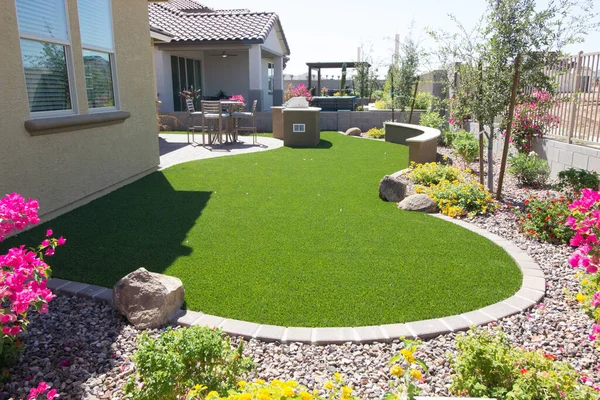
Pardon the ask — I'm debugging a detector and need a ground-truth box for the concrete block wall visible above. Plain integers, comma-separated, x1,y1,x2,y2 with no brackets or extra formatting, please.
160,110,424,133
465,120,600,177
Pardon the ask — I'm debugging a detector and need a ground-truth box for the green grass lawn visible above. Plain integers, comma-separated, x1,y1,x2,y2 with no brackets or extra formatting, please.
4,132,521,327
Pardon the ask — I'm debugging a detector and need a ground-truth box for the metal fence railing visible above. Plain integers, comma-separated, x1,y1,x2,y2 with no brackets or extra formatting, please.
543,51,600,144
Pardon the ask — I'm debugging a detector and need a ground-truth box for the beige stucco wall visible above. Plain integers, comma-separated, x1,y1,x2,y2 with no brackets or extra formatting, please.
0,0,159,220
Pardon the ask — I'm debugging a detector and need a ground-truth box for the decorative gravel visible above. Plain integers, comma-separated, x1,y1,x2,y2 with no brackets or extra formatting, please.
2,147,600,399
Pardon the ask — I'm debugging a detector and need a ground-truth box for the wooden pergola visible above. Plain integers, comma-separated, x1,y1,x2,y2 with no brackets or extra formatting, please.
306,61,371,94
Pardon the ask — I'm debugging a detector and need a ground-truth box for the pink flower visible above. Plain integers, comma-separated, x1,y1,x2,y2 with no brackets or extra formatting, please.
57,237,66,246
47,389,58,399
2,327,11,335
44,248,55,257
40,239,50,247
46,229,53,237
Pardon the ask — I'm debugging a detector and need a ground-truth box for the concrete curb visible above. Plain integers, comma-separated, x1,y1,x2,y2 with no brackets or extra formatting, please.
47,215,544,345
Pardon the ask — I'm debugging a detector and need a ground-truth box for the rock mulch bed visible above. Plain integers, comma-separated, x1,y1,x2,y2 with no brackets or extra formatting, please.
2,147,600,399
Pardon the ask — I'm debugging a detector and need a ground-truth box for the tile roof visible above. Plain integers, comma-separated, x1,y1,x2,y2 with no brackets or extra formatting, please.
148,0,289,54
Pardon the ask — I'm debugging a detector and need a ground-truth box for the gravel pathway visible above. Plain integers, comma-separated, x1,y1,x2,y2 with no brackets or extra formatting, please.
2,146,600,399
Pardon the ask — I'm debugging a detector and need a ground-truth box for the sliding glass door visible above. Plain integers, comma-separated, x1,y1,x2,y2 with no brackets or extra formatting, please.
170,56,202,112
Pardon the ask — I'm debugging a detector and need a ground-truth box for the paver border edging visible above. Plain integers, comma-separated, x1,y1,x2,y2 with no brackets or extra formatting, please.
46,215,544,345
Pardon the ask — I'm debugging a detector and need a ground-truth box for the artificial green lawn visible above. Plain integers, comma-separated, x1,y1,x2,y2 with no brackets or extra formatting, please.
4,132,522,327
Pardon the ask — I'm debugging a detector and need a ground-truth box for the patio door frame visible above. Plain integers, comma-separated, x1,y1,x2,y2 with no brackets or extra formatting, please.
170,55,202,112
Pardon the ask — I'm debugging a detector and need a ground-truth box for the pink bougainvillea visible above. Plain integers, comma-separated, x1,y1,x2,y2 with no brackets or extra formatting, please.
284,83,313,102
0,193,62,374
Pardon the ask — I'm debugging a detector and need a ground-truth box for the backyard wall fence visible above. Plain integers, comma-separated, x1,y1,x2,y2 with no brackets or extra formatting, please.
160,110,424,133
465,121,600,177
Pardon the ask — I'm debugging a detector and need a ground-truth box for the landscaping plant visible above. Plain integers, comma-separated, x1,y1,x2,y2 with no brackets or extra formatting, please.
284,84,312,102
553,168,600,200
365,127,385,139
417,179,497,218
439,130,472,148
124,326,254,400
384,339,428,400
508,152,550,187
419,111,446,132
450,327,600,399
566,188,600,344
408,162,463,186
508,89,559,153
452,133,480,163
514,195,573,245
0,193,62,372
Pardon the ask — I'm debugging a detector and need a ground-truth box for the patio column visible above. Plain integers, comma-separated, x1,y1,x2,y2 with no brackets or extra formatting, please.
273,56,284,106
248,44,263,111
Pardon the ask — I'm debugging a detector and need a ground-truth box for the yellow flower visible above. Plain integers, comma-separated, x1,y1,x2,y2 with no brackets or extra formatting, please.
271,380,283,387
333,372,342,382
239,393,252,400
582,279,589,285
323,381,335,390
576,292,587,303
341,386,353,399
282,386,294,397
400,349,415,364
285,380,298,388
237,381,247,387
258,389,271,400
390,365,404,377
299,391,313,400
410,369,423,381
207,391,220,399
255,379,266,385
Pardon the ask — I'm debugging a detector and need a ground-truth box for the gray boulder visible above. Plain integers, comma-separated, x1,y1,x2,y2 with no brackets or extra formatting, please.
398,194,437,213
345,127,361,136
113,268,184,329
379,175,406,202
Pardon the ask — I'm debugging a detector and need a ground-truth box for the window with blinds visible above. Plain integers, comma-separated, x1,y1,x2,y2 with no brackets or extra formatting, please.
78,0,117,110
15,0,75,115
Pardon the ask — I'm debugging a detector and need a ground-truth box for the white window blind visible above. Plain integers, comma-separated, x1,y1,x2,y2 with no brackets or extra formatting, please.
16,0,74,115
78,0,114,51
15,0,69,42
78,0,117,110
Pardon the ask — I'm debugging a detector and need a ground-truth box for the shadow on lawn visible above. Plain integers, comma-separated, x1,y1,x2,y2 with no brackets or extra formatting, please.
287,139,333,150
1,172,211,287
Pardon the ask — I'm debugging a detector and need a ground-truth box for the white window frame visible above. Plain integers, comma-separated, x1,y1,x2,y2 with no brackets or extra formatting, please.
16,0,78,119
78,0,119,113
268,62,274,95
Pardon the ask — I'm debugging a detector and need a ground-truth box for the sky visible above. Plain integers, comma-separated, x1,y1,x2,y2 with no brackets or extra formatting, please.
201,0,600,78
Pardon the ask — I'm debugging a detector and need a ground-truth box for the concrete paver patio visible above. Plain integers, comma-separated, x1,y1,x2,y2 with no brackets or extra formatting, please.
158,133,283,170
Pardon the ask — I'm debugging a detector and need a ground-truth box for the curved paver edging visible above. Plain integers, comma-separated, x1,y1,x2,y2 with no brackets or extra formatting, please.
46,215,544,345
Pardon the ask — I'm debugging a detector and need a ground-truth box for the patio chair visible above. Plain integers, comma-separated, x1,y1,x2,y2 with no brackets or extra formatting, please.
201,100,229,145
185,99,204,145
232,100,258,144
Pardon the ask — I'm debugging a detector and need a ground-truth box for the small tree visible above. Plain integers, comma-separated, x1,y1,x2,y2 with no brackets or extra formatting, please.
339,63,347,95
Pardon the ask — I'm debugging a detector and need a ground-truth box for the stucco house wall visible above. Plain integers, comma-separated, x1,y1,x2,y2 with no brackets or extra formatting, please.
0,0,159,220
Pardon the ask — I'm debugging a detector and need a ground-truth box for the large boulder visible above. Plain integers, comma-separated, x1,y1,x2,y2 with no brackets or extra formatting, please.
345,127,361,136
398,194,437,213
113,268,184,329
379,175,406,202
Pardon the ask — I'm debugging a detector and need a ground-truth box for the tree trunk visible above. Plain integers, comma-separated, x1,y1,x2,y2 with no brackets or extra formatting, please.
487,121,494,194
479,121,485,185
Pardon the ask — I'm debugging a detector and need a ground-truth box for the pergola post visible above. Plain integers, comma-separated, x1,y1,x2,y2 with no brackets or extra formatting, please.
317,69,321,95
308,66,312,91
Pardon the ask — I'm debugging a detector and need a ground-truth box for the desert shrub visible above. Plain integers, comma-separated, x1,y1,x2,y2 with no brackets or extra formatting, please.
124,326,254,400
553,168,600,199
508,152,550,186
365,127,385,139
419,111,446,131
413,92,436,110
417,179,496,218
515,195,573,244
374,99,388,110
408,162,463,186
452,133,479,163
450,327,599,400
439,130,471,147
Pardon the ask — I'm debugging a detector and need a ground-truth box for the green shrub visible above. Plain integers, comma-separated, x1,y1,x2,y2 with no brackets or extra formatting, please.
450,327,599,400
124,326,254,400
419,111,446,131
515,195,573,244
452,134,479,163
508,152,550,186
418,179,496,218
365,127,385,139
553,167,600,199
413,92,436,110
440,130,471,147
408,162,464,186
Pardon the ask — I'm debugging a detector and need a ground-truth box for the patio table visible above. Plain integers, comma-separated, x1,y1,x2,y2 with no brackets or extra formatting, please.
220,100,244,143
